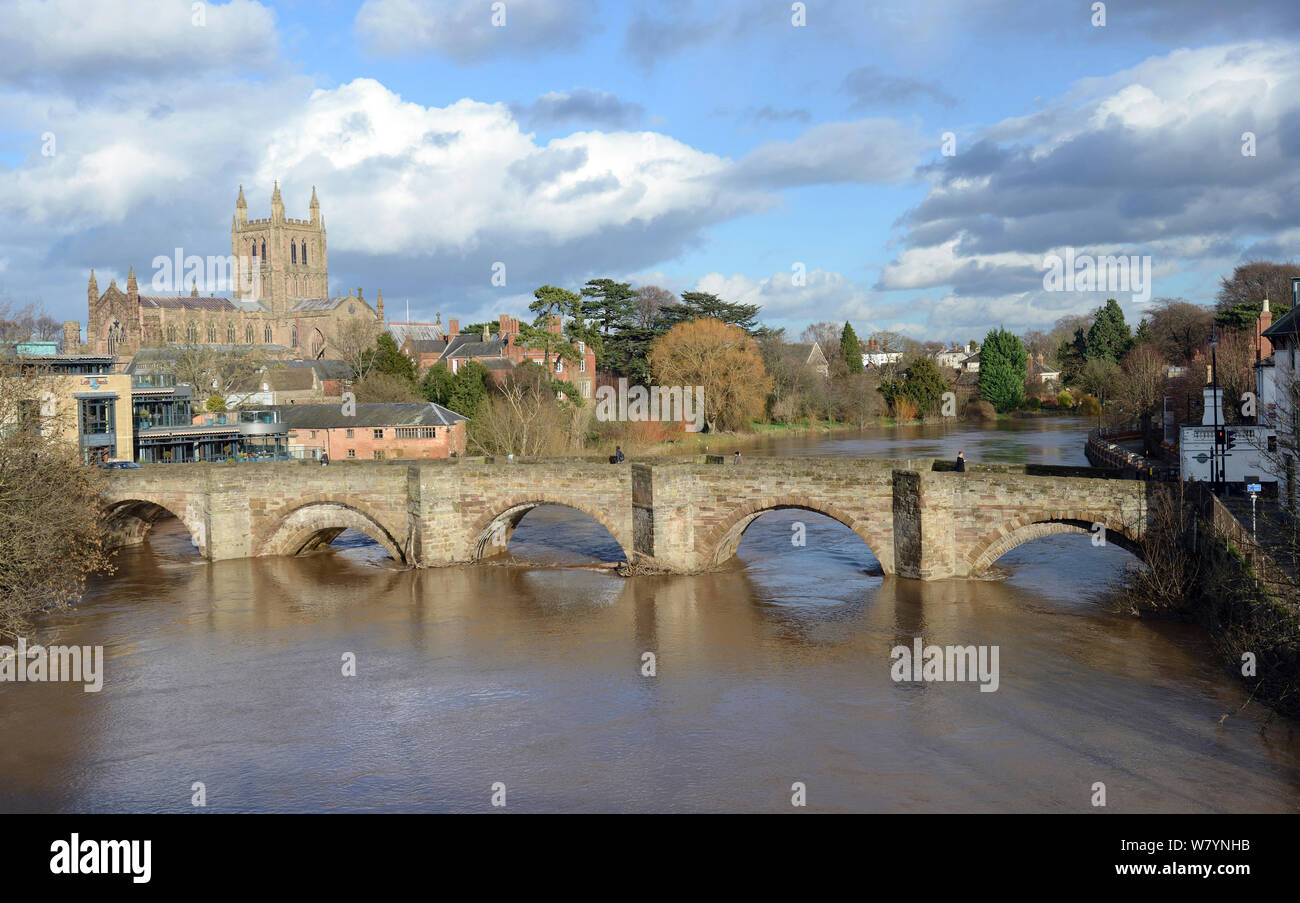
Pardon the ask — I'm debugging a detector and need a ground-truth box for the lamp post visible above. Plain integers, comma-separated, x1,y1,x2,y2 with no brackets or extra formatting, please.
1210,330,1222,493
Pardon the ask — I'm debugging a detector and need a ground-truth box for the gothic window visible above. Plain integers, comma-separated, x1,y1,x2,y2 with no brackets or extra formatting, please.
311,329,324,358
301,240,307,266
291,242,297,264
167,324,177,343
246,324,254,344
227,324,235,344
251,240,257,258
187,323,198,344
207,324,216,343
291,325,298,347
261,239,266,259
106,319,125,355
264,324,272,344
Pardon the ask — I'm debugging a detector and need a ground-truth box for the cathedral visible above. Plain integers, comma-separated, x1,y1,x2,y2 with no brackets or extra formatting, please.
79,184,383,359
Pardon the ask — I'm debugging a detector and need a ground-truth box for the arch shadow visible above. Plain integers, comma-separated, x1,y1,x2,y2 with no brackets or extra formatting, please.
966,515,1145,576
470,500,630,563
262,502,407,563
104,498,203,552
703,498,885,569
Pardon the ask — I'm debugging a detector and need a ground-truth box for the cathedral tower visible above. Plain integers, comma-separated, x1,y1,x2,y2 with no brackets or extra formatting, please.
231,182,328,312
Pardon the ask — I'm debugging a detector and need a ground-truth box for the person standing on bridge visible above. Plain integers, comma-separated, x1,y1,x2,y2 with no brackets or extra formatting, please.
733,450,743,465
955,450,966,472
320,452,329,467
615,446,625,464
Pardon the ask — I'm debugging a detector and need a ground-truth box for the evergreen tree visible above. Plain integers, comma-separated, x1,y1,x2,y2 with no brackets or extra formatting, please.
978,327,1028,412
372,333,417,384
1085,298,1132,362
840,322,863,373
901,357,947,415
657,291,760,333
447,360,490,417
420,362,456,406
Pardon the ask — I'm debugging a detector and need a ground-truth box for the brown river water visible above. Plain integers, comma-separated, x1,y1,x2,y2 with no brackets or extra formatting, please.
2,416,1298,812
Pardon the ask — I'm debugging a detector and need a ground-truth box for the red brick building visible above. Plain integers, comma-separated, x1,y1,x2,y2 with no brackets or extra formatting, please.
400,313,597,399
276,402,468,461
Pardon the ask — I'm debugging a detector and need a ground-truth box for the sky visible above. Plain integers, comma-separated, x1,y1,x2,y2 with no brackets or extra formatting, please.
2,0,1299,342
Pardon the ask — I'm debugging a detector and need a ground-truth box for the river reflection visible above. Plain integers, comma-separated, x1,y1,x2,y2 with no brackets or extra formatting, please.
1,417,1297,813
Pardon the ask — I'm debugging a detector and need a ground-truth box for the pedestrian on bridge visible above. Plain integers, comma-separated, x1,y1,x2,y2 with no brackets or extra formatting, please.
955,450,966,472
320,452,329,467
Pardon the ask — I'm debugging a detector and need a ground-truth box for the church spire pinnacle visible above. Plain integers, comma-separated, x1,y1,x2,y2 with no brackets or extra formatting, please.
309,184,320,226
271,179,284,222
126,265,137,297
236,184,246,208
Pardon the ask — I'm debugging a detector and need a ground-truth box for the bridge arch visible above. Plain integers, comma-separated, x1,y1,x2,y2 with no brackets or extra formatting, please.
104,498,204,553
965,513,1145,576
703,497,885,568
262,502,407,563
469,498,630,562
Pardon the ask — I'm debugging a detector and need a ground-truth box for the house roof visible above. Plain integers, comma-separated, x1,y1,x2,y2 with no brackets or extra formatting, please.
405,338,448,354
477,356,515,371
388,322,445,345
273,402,468,429
443,334,506,358
138,295,238,311
1262,306,1299,338
233,369,315,393
282,359,351,380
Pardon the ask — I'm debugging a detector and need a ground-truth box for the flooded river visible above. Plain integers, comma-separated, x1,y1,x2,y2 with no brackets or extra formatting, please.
2,416,1297,812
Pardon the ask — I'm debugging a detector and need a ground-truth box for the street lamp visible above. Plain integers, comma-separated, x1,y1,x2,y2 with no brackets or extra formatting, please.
1210,330,1223,493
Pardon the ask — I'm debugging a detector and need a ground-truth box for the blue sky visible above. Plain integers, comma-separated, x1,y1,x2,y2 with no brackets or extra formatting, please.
2,0,1299,342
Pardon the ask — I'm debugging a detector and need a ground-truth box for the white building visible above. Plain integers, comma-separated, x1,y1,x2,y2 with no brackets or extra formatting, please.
1179,386,1276,486
1258,299,1298,509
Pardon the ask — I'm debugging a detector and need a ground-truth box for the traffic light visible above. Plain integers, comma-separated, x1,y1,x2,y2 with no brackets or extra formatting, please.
1226,429,1237,450
1215,427,1226,446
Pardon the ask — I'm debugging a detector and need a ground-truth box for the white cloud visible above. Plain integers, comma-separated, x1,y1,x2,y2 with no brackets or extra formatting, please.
0,0,277,88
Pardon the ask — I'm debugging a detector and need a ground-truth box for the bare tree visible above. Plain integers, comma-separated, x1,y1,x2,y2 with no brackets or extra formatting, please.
1115,344,1169,454
800,321,841,365
634,285,675,330
160,345,276,408
330,317,383,382
1148,297,1213,363
468,361,575,456
1217,260,1300,312
0,304,111,639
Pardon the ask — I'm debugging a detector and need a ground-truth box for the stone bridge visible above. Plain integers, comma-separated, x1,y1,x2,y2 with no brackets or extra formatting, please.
101,456,1156,580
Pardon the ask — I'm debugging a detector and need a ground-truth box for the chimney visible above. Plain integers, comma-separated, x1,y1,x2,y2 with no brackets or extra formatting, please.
356,287,363,301
499,313,509,336
62,320,80,352
549,314,562,335
449,318,459,336
1258,298,1273,360
1036,352,1044,365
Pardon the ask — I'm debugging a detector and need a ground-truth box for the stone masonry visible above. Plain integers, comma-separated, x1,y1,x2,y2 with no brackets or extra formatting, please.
102,456,1156,580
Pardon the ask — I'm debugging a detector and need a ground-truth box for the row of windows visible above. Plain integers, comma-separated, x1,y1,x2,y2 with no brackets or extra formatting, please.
395,427,440,439
249,238,313,265
342,449,383,459
161,322,323,350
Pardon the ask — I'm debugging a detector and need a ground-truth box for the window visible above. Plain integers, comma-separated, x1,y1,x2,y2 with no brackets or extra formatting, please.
227,324,235,344
310,431,317,438
347,449,355,458
373,429,383,439
78,397,115,435
579,357,586,372
373,450,384,460
207,324,216,343
261,239,266,259
554,359,563,374
167,324,177,343
291,325,298,347
187,323,198,344
396,427,437,439
301,240,307,266
1269,435,1278,452
264,324,272,344
291,242,297,264
345,428,354,438
246,324,254,344
251,240,257,258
